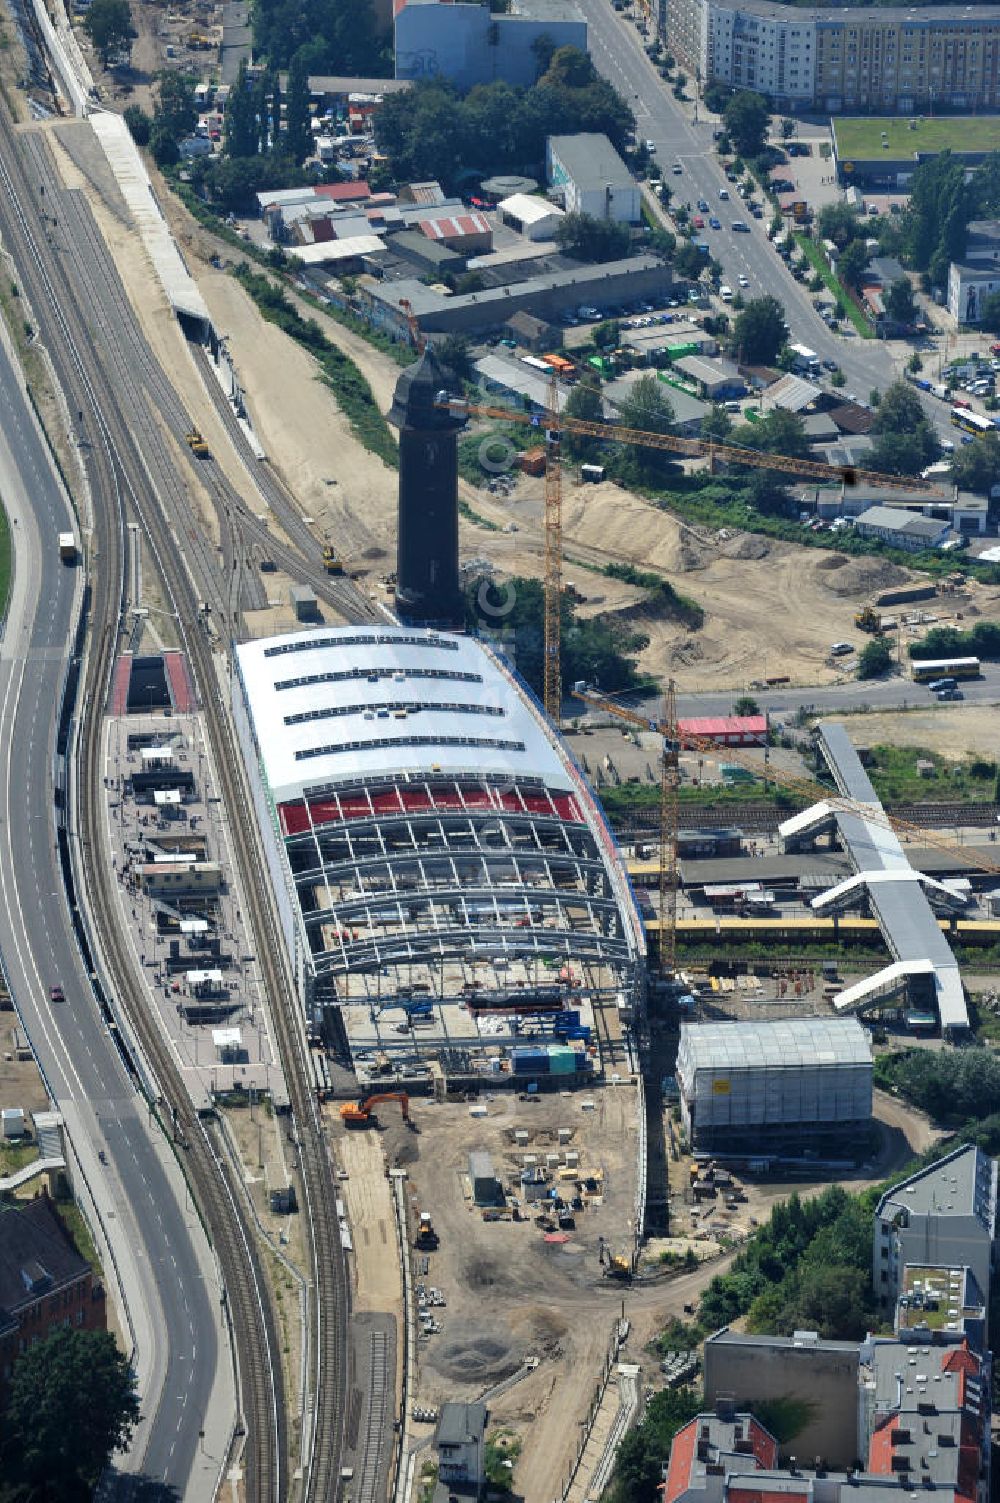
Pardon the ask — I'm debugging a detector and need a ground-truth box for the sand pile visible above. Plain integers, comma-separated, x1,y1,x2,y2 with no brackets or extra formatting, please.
816,557,911,596
720,533,771,561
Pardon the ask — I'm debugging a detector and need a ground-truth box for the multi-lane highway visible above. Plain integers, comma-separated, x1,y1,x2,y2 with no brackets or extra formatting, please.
0,327,221,1492
577,0,917,402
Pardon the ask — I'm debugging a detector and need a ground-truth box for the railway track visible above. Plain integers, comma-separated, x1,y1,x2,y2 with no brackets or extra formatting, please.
613,800,1000,837
0,117,289,1497
10,113,355,1501
21,132,376,635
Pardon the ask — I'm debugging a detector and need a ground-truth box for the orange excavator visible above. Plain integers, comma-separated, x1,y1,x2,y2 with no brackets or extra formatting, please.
339,1091,412,1128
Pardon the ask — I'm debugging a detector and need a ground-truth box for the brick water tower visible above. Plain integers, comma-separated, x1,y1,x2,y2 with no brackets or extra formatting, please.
388,346,467,627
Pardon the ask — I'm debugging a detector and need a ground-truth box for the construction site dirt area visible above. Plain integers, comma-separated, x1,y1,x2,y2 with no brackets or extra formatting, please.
829,704,1000,761
392,1086,642,1498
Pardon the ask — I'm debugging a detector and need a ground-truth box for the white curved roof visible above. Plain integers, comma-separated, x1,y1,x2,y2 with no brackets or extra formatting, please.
235,626,573,803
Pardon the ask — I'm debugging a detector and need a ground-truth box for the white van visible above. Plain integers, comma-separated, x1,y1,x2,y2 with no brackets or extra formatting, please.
719,284,733,301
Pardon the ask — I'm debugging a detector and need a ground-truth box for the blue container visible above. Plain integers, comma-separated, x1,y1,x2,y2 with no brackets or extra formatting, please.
511,1048,550,1075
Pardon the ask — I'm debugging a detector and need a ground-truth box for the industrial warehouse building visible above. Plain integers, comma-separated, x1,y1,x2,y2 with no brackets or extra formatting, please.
232,626,645,1077
675,1017,873,1157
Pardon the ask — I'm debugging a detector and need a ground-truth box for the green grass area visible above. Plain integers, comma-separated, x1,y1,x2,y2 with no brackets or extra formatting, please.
865,743,998,803
834,114,1000,163
53,1198,101,1276
0,1139,38,1175
795,234,873,339
597,778,803,826
484,1430,521,1492
458,423,538,485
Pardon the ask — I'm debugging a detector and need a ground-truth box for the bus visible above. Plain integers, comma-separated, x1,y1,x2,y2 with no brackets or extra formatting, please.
910,656,982,682
950,407,994,437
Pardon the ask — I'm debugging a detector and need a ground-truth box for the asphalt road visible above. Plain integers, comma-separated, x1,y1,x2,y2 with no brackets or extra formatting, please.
599,660,1000,719
0,331,217,1497
576,0,957,432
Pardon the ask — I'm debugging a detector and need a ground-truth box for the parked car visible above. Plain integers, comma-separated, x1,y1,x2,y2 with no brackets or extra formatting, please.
698,198,709,212
738,274,749,287
830,642,854,656
693,215,704,228
719,187,730,200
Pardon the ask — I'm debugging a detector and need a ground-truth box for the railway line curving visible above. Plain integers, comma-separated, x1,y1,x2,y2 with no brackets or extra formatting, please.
0,112,356,1500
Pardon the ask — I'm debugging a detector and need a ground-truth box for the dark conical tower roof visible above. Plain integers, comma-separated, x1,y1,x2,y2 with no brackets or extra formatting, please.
388,345,466,432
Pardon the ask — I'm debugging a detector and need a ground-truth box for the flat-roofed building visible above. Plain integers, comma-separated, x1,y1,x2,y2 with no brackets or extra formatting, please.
873,1143,998,1320
676,1016,873,1156
546,133,640,224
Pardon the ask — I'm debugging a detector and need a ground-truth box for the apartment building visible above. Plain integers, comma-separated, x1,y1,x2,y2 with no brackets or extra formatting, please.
873,1143,998,1318
0,1195,106,1403
669,0,1000,114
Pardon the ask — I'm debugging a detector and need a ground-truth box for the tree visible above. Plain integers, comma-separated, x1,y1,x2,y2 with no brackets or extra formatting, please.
951,430,1000,494
252,0,382,72
154,71,197,141
434,333,474,382
780,116,796,140
872,380,940,469
593,318,621,349
701,404,733,444
723,91,769,159
885,276,916,325
555,212,630,263
608,1387,702,1503
731,294,787,364
0,1328,140,1497
817,201,861,249
563,378,604,462
837,238,869,291
225,58,261,159
732,407,808,461
83,0,134,66
733,694,760,716
978,290,1000,333
857,638,894,678
612,375,675,485
123,103,151,145
285,48,314,165
868,431,925,478
531,30,557,78
203,153,309,212
906,151,970,275
674,240,707,280
149,124,180,167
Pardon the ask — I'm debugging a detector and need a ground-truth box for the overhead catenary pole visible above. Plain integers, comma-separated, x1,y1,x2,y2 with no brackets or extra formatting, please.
658,679,680,979
543,371,563,726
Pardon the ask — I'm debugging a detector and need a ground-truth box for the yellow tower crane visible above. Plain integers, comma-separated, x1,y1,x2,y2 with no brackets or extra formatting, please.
437,387,942,725
573,684,1000,979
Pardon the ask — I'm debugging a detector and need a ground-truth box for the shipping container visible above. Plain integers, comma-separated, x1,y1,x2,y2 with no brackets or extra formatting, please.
511,1048,550,1075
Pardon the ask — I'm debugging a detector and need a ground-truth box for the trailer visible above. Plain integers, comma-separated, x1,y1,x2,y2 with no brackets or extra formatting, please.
58,532,77,563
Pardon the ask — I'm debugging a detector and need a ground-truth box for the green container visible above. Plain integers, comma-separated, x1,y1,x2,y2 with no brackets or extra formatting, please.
548,1045,579,1074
